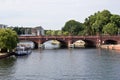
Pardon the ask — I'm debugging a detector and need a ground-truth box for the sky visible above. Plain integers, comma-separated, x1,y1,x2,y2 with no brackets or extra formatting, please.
0,0,120,30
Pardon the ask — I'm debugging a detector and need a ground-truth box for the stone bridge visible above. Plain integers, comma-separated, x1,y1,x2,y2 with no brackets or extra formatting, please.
18,35,120,48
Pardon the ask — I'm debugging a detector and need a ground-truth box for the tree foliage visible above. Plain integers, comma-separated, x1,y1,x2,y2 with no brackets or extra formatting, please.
110,15,120,28
45,30,63,36
13,27,25,35
102,23,118,35
13,27,31,35
62,20,84,35
0,29,18,52
84,10,120,35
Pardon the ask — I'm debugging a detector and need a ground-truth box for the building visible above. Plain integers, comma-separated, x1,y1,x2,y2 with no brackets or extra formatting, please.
0,24,7,28
31,26,44,36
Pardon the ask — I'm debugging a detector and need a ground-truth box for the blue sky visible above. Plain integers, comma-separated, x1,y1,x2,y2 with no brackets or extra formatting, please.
0,0,119,30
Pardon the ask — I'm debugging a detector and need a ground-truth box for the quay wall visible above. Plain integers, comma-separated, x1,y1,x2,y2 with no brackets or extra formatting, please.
101,45,120,50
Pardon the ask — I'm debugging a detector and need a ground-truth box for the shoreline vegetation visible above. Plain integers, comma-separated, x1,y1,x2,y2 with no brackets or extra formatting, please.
0,52,15,59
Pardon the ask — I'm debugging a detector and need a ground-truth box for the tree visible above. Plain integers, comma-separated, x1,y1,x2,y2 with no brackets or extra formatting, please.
84,10,112,35
45,30,52,35
57,30,62,35
62,20,84,35
110,14,120,28
51,30,56,35
102,23,118,35
62,31,69,36
13,27,27,35
0,29,18,52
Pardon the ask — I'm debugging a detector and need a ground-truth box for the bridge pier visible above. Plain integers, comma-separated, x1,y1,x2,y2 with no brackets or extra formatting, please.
96,39,102,48
38,40,44,49
117,41,120,44
67,40,74,48
38,44,44,48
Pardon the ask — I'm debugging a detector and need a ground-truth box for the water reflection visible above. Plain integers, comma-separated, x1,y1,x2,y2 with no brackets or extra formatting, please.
0,49,120,80
0,57,16,80
0,57,16,68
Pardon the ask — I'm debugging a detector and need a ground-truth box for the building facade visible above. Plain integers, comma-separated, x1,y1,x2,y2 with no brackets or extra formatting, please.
31,26,44,36
0,24,7,28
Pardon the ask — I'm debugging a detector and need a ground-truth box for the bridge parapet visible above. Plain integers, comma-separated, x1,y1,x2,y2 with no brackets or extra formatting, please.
18,35,120,48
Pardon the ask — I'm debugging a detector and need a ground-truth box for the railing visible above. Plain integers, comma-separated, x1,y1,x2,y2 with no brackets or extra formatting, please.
19,35,120,39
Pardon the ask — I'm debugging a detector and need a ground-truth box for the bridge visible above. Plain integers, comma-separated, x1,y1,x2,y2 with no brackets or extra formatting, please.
18,35,120,48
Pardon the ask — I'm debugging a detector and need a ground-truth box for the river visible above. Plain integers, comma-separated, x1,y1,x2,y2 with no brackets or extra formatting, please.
0,48,120,80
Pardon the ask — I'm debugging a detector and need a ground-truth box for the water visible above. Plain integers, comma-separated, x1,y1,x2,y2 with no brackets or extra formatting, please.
0,49,120,80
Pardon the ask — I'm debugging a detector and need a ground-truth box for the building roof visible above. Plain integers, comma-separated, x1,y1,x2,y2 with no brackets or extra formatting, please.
35,26,44,30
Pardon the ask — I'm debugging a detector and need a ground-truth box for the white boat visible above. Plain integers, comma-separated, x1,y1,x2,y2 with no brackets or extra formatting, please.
15,45,32,56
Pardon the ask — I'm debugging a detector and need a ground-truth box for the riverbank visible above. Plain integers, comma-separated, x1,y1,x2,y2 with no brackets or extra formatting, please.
0,52,14,59
101,44,120,50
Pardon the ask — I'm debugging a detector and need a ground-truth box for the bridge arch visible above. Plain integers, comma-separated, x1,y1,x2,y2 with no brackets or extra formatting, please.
73,40,85,48
41,39,68,48
84,40,96,48
18,40,38,49
72,39,96,48
103,40,117,45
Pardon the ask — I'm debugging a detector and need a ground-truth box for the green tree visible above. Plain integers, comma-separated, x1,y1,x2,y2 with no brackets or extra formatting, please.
57,30,62,35
62,20,84,35
51,30,56,35
110,14,120,28
45,30,52,35
62,31,69,36
102,23,118,35
84,10,112,35
45,30,63,36
0,29,18,52
13,27,26,35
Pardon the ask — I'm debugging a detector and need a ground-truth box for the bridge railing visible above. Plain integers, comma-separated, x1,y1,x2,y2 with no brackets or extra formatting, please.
19,35,120,39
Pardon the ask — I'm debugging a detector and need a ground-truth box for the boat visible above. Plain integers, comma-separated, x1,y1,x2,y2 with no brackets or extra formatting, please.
15,45,32,56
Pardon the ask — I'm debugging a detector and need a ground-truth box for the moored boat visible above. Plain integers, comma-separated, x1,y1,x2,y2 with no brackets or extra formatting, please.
15,45,32,56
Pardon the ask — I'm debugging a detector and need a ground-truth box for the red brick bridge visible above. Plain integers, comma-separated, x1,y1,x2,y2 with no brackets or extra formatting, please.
18,35,120,48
